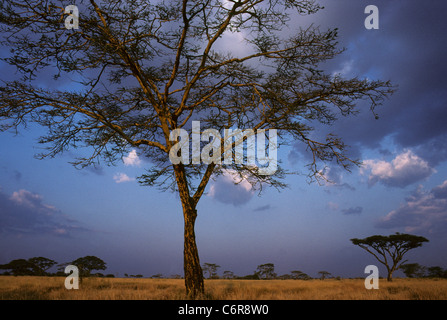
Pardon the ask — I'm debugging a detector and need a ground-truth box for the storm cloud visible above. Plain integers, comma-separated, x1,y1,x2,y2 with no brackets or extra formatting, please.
342,206,363,215
0,188,87,237
289,1,447,175
376,181,447,233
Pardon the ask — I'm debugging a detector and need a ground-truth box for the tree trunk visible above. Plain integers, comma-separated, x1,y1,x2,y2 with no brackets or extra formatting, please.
183,206,204,298
173,164,204,298
387,266,393,281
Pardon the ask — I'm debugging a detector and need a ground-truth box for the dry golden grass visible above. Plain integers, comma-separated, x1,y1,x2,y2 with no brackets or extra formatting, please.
1,276,446,300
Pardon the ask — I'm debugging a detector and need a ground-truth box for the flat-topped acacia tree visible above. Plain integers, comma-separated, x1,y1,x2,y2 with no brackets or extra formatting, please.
351,233,429,281
0,0,394,297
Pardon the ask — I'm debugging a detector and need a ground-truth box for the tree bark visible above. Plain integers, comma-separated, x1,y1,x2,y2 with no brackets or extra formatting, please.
173,164,204,298
386,266,393,281
183,206,204,298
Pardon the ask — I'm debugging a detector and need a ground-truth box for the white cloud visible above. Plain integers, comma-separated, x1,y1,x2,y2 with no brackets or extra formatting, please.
208,170,254,206
376,181,447,233
113,173,135,183
10,189,58,214
332,59,354,78
327,202,339,211
361,150,435,188
123,149,141,167
10,189,43,208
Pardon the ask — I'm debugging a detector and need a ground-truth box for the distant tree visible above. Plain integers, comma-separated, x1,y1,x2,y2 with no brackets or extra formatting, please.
151,273,163,279
318,271,331,280
400,263,447,279
256,263,276,279
291,270,311,280
240,273,260,280
28,257,57,275
427,266,447,278
351,233,429,281
400,263,427,278
70,256,107,278
202,263,221,279
0,257,57,276
0,259,35,276
92,272,105,277
223,270,235,279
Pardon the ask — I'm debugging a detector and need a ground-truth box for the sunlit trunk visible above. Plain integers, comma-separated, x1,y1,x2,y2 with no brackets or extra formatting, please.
173,164,204,298
183,206,204,298
387,265,394,281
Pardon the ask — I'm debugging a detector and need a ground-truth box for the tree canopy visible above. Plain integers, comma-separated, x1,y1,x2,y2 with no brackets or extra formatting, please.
0,257,57,275
351,233,429,281
0,0,394,296
70,256,107,278
256,263,276,279
202,263,221,279
0,259,36,276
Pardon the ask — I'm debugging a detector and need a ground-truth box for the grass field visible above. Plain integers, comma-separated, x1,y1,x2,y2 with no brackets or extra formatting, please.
1,276,446,300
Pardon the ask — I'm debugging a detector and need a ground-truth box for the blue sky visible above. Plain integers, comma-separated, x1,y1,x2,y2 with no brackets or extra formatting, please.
1,0,447,279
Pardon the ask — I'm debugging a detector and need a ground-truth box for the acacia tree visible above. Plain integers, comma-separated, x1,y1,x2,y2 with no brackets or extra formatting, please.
202,263,220,279
0,0,394,297
291,270,310,280
223,270,235,279
28,257,58,275
318,270,331,280
256,263,276,279
0,257,57,275
0,259,36,275
70,255,107,278
400,263,426,278
351,233,429,281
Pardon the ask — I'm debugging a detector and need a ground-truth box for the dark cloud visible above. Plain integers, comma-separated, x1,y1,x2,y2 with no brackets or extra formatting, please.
342,206,363,215
414,134,447,167
0,188,88,237
289,1,447,170
253,204,271,212
13,170,22,181
321,166,356,191
376,181,447,234
349,2,447,156
432,181,447,200
86,165,105,176
0,167,23,182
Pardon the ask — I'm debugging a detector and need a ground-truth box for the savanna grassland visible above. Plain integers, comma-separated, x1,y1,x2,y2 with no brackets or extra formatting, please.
1,276,447,300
